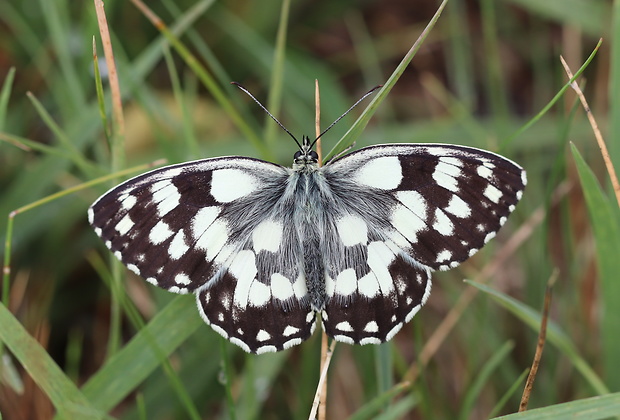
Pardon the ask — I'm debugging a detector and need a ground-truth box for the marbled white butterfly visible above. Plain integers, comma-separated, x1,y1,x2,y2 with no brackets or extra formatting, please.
89,90,526,354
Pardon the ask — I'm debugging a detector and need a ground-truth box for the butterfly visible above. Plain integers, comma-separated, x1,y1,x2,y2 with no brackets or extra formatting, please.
89,90,526,354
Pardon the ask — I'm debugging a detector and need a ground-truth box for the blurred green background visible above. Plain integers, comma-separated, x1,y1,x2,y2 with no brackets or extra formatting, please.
1,0,618,419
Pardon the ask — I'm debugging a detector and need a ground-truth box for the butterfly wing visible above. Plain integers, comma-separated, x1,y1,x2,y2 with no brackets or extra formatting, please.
89,157,315,353
320,143,526,343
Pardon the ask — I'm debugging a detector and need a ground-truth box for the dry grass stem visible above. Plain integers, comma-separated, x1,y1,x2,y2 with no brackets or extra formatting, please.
560,53,620,208
519,269,557,411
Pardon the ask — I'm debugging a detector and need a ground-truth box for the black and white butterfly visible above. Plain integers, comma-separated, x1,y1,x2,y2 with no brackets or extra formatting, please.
89,92,526,354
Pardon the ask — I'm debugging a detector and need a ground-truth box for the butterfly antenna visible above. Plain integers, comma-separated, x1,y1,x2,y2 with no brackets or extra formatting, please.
309,85,382,149
231,82,303,149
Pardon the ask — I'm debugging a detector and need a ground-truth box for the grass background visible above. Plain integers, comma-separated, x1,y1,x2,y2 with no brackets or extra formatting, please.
1,0,619,419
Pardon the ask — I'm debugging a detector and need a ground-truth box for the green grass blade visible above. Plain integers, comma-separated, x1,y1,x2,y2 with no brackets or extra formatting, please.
81,296,202,412
465,280,609,395
349,382,413,420
264,0,291,146
0,303,104,418
570,143,620,391
325,0,449,160
505,0,610,37
0,67,15,131
459,341,515,420
491,392,620,419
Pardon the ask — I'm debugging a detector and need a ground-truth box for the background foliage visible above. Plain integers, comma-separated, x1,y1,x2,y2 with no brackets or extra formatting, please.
1,0,619,419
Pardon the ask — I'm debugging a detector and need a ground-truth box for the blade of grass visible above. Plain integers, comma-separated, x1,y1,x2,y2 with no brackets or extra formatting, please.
26,92,96,175
0,303,104,419
128,0,269,159
0,67,15,131
348,381,413,420
506,0,610,38
459,341,515,420
163,46,200,159
488,369,529,418
81,295,202,412
264,0,291,146
326,0,449,160
465,280,609,395
570,143,620,391
504,39,601,147
491,392,620,419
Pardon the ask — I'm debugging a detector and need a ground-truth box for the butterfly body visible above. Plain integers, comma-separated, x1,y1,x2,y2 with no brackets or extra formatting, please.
89,140,526,354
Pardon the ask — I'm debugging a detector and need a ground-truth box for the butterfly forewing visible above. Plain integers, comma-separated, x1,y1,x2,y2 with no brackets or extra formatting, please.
326,144,526,270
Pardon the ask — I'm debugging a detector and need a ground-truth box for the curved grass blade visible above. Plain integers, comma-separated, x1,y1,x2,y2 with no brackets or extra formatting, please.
325,0,449,161
465,280,609,395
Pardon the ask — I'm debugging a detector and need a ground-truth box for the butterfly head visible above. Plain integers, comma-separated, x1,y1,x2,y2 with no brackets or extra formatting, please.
293,135,319,168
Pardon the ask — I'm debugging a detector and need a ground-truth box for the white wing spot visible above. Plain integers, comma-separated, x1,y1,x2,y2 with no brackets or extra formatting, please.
127,264,140,275
175,273,191,285
115,214,134,236
335,321,353,332
283,338,303,349
386,323,403,341
229,337,251,353
120,194,137,211
283,325,300,337
363,321,379,333
334,269,357,296
391,205,426,244
360,337,382,345
146,277,157,286
336,214,368,247
256,345,277,354
445,195,471,218
293,274,308,299
433,208,454,235
436,249,452,263
367,241,395,294
357,272,380,298
354,156,402,189
149,220,173,245
230,250,258,307
195,219,228,261
483,184,503,204
333,335,355,344
152,181,180,217
405,305,421,322
477,165,494,180
191,206,220,239
248,280,270,307
252,219,283,253
270,273,294,301
256,329,271,342
396,191,427,220
210,169,259,203
168,230,189,260
484,231,496,243
433,162,460,193
87,208,95,224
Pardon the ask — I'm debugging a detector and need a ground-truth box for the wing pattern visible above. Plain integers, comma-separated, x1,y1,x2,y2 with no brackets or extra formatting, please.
89,143,526,352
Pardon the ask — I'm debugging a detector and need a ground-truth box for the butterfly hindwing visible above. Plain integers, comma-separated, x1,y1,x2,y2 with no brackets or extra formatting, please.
89,157,315,353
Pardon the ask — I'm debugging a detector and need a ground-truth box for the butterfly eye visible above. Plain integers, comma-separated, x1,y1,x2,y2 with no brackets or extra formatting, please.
294,151,302,160
309,151,319,161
